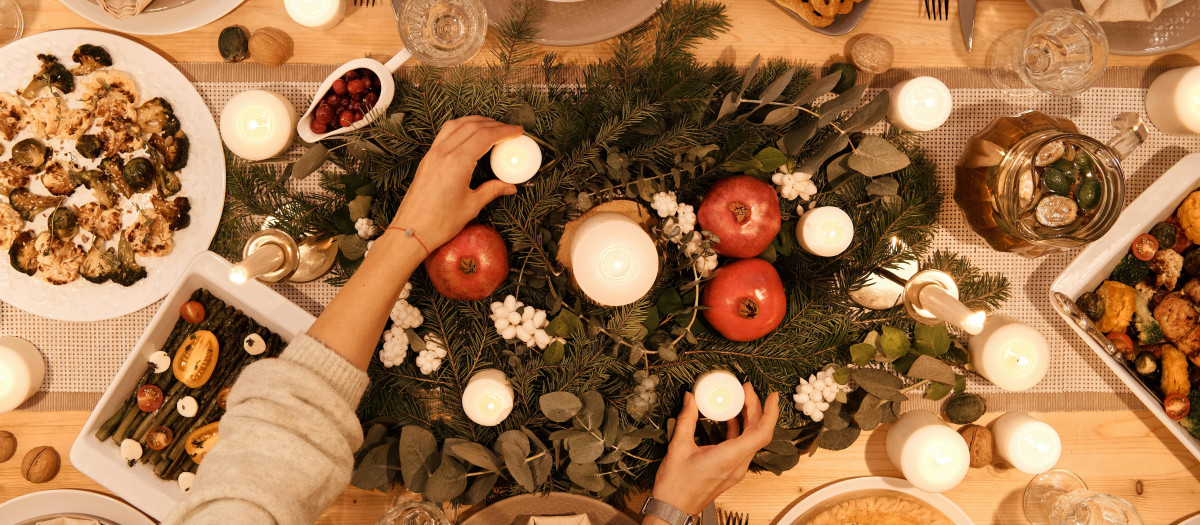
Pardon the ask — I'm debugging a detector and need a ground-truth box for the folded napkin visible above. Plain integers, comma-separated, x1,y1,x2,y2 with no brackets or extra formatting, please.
96,0,154,20
1079,0,1169,22
528,515,592,525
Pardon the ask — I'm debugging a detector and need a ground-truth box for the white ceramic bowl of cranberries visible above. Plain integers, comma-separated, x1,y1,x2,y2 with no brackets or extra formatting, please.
297,51,411,142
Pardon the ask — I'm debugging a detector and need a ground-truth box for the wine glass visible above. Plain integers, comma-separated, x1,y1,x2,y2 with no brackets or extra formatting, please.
0,0,23,45
987,8,1109,96
397,0,488,67
1024,469,1144,525
376,497,450,525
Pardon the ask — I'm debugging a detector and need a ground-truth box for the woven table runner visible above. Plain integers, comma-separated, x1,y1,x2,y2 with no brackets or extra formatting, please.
5,63,1197,413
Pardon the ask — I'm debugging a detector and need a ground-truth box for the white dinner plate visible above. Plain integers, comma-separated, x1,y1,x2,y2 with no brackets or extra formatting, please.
58,0,245,36
776,476,973,525
0,489,155,525
0,30,225,322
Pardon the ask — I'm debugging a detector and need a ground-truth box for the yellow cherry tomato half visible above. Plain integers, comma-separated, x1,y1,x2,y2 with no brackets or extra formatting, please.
173,330,220,388
184,422,220,464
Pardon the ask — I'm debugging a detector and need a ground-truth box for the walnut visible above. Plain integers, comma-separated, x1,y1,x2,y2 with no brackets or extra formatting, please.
22,445,60,483
958,424,993,468
249,27,294,67
0,430,15,463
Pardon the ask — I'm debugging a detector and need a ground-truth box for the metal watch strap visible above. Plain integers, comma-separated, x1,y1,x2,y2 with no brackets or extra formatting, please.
640,496,695,525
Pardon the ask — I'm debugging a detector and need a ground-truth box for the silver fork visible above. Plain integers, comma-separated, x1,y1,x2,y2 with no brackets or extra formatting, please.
718,509,749,525
354,0,376,6
924,0,948,20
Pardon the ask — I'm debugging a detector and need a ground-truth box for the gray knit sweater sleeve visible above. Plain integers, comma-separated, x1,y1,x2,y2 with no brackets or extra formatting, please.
164,334,370,525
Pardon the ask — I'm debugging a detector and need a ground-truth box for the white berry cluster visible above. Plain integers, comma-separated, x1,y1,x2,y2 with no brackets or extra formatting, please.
416,334,447,375
355,217,377,239
379,326,409,367
792,369,849,422
651,191,679,217
684,236,718,277
390,283,423,329
489,295,565,350
772,168,818,201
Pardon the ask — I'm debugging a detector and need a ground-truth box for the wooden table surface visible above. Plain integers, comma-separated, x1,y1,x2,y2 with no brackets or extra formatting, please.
5,0,1200,523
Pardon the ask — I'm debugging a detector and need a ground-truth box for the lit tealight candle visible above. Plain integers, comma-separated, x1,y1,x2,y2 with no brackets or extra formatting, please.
220,90,297,162
796,206,854,257
461,369,515,427
0,337,44,413
284,0,346,30
969,316,1050,392
885,410,970,493
990,411,1061,474
490,135,542,184
569,212,659,307
692,370,745,422
1146,66,1200,135
887,76,953,132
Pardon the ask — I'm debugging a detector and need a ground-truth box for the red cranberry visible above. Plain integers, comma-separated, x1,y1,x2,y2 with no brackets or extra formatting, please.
331,79,347,95
344,70,359,81
309,119,327,134
353,110,363,122
339,110,356,128
347,79,365,94
314,104,334,124
363,92,379,108
327,94,341,106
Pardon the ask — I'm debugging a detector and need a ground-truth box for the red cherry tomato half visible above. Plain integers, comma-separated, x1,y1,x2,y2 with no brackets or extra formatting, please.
1105,332,1136,360
136,384,164,412
1165,393,1191,420
1132,234,1159,261
180,301,206,324
217,386,232,411
145,426,174,450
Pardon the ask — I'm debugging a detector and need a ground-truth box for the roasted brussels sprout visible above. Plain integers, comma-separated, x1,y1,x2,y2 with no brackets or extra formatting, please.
47,207,78,240
12,138,48,169
112,237,147,287
80,245,118,284
7,230,37,275
150,130,190,171
75,134,106,159
135,97,179,135
1077,291,1105,322
99,156,132,197
152,196,191,231
22,54,75,99
8,188,63,221
71,44,113,76
1184,247,1200,277
122,157,154,192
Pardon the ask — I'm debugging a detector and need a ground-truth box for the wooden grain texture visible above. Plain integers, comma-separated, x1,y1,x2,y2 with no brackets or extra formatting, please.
14,0,1200,67
2,410,1199,523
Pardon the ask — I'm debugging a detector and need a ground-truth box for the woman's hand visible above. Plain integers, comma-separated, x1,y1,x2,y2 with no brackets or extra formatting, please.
647,385,780,520
390,116,524,250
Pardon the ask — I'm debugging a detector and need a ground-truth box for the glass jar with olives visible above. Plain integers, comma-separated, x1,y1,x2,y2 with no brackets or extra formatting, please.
954,111,1149,258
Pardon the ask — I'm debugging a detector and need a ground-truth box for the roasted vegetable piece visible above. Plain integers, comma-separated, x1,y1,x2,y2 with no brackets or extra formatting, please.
22,54,74,99
71,44,113,75
112,237,147,287
12,139,48,169
1150,248,1184,290
1095,280,1136,334
1134,350,1160,381
8,188,63,221
152,196,191,231
1161,343,1190,397
77,169,117,209
1133,234,1159,261
149,130,190,171
1151,222,1178,250
184,422,219,464
100,156,132,197
7,230,37,275
1110,253,1151,287
1139,322,1165,346
1165,393,1191,420
1179,191,1200,244
122,157,155,192
47,207,78,240
1184,248,1200,277
79,245,118,284
1077,291,1105,321
1154,292,1197,342
1181,390,1200,439
173,330,219,388
135,98,179,135
75,134,106,159
1133,290,1164,345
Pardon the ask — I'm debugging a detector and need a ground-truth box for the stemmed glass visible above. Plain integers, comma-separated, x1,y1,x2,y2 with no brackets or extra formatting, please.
397,0,488,67
375,495,450,525
1024,469,1143,525
0,0,23,45
987,8,1110,96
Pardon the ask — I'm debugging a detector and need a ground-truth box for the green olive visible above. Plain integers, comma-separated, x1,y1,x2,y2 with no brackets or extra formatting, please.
1075,150,1094,174
1043,167,1072,195
1075,178,1101,210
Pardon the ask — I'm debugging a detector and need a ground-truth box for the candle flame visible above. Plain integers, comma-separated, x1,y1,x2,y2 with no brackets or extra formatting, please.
599,245,636,282
820,220,844,245
229,267,249,284
708,386,732,411
963,311,987,335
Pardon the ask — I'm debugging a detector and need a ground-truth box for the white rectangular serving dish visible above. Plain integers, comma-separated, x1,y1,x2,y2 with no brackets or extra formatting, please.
70,251,317,520
1051,153,1200,463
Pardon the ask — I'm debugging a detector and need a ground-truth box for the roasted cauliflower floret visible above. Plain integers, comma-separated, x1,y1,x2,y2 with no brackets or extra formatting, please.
54,108,92,141
82,70,138,108
0,160,34,194
1178,191,1200,244
8,230,37,275
75,202,121,241
1150,248,1184,290
34,231,84,285
1155,292,1198,342
124,209,173,257
0,93,29,141
80,245,118,284
0,203,23,251
40,161,78,196
151,196,190,231
1096,280,1136,334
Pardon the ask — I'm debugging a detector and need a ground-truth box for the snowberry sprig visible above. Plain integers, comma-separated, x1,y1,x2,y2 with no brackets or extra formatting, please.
416,334,447,375
379,325,408,368
651,191,679,218
684,236,718,277
489,295,565,350
772,168,818,202
355,217,377,239
792,369,850,422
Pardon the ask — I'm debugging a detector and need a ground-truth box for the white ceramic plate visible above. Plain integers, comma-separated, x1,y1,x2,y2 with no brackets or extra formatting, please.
479,0,664,46
0,30,224,322
59,0,245,36
0,489,155,525
1050,153,1200,464
70,251,317,521
461,492,639,525
776,476,973,525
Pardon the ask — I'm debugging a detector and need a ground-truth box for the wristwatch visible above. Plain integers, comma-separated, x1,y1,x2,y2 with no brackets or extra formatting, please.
640,496,696,525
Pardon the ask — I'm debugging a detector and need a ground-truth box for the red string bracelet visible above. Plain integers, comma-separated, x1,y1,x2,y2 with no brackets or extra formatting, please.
386,226,429,256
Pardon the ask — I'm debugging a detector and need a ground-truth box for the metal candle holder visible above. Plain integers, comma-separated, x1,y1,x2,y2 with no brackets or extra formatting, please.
230,229,342,284
873,268,987,334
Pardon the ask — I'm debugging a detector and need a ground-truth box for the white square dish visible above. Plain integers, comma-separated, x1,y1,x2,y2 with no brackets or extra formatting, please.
1050,153,1200,463
70,251,317,520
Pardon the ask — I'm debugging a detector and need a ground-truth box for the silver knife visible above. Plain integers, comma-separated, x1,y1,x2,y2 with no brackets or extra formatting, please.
959,0,976,51
701,503,719,525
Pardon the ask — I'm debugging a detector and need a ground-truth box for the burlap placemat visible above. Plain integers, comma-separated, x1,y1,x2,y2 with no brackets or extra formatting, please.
6,64,1196,413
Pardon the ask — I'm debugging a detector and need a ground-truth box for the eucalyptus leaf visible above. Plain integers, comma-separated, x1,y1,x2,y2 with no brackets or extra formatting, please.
848,136,911,177
548,429,584,441
821,401,850,431
290,143,329,180
404,328,426,353
852,394,884,431
816,84,867,127
891,354,918,374
349,443,391,491
925,381,953,401
601,406,620,447
816,425,861,451
566,461,605,492
545,311,584,339
337,234,368,261
399,426,438,493
567,433,605,463
842,91,890,133
449,442,504,475
498,430,535,491
865,176,899,197
717,92,740,120
850,343,876,366
908,355,956,384
737,55,762,98
850,368,908,402
761,106,799,126
657,288,684,315
543,341,565,364
461,473,499,505
914,323,951,356
798,132,849,175
577,391,605,431
754,147,789,173
522,427,553,486
752,450,801,474
347,195,372,222
424,455,467,503
742,67,795,118
832,367,851,385
790,71,841,107
779,119,818,157
953,373,967,394
878,326,911,359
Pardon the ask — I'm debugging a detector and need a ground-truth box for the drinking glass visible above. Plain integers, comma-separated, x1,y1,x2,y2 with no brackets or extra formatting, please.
397,0,488,67
987,8,1109,96
1024,470,1144,525
375,498,450,525
0,0,23,46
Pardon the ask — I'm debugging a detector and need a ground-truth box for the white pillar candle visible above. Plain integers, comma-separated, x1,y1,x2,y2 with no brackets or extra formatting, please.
461,369,514,427
490,135,542,184
969,316,1050,392
990,411,1061,474
569,212,659,306
0,337,44,413
918,285,987,335
1146,66,1200,135
885,410,970,493
220,90,297,162
692,370,745,422
284,0,346,31
796,206,853,257
887,76,953,132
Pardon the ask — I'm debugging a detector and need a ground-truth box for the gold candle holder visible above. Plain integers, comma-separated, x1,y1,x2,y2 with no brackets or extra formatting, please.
230,229,300,284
